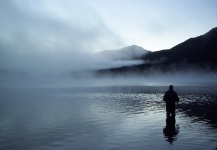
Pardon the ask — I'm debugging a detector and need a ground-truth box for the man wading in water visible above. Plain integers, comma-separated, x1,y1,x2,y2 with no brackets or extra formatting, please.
163,85,179,118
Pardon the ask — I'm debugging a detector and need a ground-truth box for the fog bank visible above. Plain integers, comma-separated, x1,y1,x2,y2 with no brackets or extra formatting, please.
1,68,217,87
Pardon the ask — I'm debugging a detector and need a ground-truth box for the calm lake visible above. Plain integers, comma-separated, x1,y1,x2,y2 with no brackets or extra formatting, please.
0,86,217,150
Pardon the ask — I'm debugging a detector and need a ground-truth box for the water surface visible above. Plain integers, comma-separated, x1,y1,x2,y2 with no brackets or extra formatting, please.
0,86,217,149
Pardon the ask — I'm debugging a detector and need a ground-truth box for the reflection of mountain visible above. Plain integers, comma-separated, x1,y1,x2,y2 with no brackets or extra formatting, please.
96,45,150,60
177,94,217,126
97,27,217,75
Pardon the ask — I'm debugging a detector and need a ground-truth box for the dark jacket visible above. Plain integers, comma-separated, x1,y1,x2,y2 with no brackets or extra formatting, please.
163,89,179,110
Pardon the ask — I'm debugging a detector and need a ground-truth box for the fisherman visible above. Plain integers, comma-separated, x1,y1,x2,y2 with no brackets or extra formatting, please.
163,85,179,118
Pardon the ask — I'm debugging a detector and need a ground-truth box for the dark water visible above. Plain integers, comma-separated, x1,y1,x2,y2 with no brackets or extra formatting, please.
0,86,217,150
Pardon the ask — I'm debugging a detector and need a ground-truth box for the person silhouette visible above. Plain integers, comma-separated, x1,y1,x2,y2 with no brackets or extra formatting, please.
163,85,179,118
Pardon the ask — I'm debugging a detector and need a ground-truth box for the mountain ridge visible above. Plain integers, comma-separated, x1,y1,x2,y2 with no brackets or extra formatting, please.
142,27,217,64
96,45,150,60
96,27,217,76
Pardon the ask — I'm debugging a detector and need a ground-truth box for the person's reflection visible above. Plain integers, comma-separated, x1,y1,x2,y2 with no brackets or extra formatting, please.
163,116,179,144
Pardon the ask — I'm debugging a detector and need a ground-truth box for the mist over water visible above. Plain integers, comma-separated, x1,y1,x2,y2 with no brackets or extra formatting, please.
1,45,217,149
1,68,217,87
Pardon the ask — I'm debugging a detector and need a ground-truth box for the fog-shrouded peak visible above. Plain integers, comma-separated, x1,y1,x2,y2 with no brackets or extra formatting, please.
96,45,150,60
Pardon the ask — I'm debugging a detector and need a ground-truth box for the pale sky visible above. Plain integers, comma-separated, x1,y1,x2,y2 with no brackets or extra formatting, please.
0,0,217,73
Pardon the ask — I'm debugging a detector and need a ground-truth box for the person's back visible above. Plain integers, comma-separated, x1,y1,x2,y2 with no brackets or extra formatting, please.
163,85,179,118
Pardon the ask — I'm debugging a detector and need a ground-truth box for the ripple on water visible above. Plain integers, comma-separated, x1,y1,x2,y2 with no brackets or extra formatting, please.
0,87,217,150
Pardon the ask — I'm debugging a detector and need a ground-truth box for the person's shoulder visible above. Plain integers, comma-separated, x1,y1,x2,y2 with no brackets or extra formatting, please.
173,90,178,94
172,90,178,96
165,90,169,94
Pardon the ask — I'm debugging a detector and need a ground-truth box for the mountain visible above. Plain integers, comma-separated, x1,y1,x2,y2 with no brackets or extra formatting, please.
142,27,217,65
96,27,217,76
96,45,150,60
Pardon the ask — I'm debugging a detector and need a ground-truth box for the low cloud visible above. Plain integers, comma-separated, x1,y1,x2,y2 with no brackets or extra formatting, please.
0,0,125,75
1,1,216,87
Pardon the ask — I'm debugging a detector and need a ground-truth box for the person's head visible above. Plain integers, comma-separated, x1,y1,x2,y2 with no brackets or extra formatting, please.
169,85,173,90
